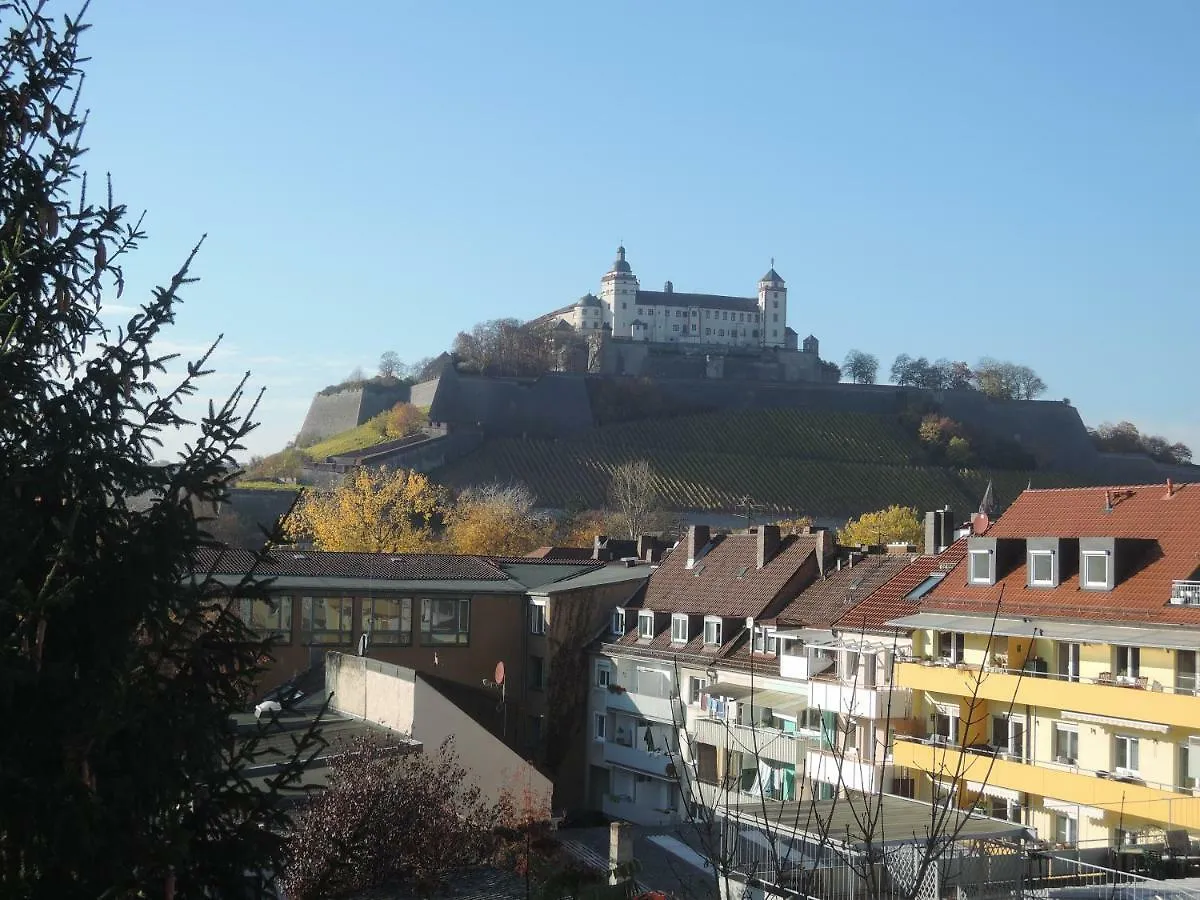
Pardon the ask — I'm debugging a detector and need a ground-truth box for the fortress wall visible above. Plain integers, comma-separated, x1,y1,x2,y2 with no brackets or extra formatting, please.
409,377,440,410
296,389,367,446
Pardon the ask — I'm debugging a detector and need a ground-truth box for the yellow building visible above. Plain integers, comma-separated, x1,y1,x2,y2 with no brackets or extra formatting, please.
885,483,1200,852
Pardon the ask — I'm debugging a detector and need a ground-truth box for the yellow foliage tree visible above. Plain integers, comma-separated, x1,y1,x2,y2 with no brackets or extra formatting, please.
382,402,426,439
773,515,815,536
837,505,923,548
283,466,449,552
446,483,554,557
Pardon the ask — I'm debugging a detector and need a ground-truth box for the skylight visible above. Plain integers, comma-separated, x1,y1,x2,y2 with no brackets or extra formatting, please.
904,572,946,602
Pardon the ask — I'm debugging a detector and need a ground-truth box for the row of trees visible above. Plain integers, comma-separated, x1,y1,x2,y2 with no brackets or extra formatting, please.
452,317,558,376
841,350,1048,400
1089,420,1192,466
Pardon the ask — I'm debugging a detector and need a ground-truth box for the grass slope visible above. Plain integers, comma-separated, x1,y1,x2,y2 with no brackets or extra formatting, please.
433,409,1098,518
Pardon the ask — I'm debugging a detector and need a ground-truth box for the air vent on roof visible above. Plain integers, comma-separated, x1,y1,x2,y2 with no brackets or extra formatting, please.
292,553,307,560
693,563,706,576
736,566,749,579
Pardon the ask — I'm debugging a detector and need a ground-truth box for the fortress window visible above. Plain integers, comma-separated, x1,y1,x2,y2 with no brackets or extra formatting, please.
718,329,725,337
672,324,680,332
722,311,728,320
705,328,711,336
773,330,778,337
773,300,779,308
621,302,626,309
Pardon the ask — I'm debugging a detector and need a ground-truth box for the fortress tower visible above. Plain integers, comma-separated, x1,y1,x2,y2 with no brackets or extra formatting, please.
757,266,787,349
600,245,639,338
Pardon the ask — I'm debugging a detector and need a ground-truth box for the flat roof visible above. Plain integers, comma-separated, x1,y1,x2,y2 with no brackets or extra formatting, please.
723,792,1031,849
531,563,654,594
885,612,1200,652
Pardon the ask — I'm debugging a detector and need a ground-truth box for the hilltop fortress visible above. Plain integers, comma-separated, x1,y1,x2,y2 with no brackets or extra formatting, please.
535,247,833,382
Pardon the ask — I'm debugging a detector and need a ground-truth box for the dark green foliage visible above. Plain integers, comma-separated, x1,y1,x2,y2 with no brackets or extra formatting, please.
1090,421,1192,466
0,4,321,896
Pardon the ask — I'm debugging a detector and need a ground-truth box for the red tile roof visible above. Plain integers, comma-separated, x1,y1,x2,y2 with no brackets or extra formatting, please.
195,547,511,582
641,532,822,618
922,484,1200,625
835,539,968,632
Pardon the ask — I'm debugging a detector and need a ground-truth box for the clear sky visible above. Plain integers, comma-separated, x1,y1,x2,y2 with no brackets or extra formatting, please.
77,1,1199,460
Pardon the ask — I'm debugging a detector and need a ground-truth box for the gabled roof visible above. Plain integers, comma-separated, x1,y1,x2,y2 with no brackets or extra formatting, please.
922,484,1200,625
195,547,510,582
771,554,915,629
835,539,969,632
641,532,821,618
634,290,759,314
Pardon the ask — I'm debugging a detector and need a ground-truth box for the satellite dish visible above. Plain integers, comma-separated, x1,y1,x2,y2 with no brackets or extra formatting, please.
973,514,990,535
494,661,506,685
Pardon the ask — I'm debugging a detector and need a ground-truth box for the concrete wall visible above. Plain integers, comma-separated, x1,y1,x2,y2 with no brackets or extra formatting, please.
327,653,551,811
296,382,411,446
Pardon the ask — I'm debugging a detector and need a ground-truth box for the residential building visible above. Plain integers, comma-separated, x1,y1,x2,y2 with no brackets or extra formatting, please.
889,483,1200,850
203,546,651,809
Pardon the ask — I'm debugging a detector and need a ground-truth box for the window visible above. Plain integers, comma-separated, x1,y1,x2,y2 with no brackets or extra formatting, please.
991,716,1024,758
1115,735,1139,772
301,596,353,645
1180,742,1199,789
688,675,703,705
596,662,611,688
363,597,412,645
1178,650,1198,695
638,611,655,639
1054,724,1079,764
722,311,728,320
772,313,778,322
752,329,758,338
420,597,470,645
772,299,779,308
1054,814,1077,848
672,324,680,332
1057,642,1080,682
969,550,993,584
671,614,689,644
705,327,711,336
529,655,544,691
1029,550,1055,586
704,618,722,646
937,631,965,664
529,600,546,635
772,330,778,337
594,713,606,741
1115,645,1140,678
932,711,959,744
991,798,1022,823
718,329,725,337
1082,551,1110,588
611,608,625,635
240,597,293,643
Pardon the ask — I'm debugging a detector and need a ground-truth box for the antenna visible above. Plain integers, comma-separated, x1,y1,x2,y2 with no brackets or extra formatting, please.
733,495,765,530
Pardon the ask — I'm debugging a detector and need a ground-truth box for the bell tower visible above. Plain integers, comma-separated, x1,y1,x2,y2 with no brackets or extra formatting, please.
757,262,786,348
600,245,638,338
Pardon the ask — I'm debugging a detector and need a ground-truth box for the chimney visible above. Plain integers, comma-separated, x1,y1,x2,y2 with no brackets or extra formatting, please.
924,508,954,556
685,525,710,569
756,524,781,569
1166,478,1175,499
593,535,610,562
609,821,633,886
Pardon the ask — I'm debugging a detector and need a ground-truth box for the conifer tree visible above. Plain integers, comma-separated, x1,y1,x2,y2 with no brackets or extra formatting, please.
0,4,320,896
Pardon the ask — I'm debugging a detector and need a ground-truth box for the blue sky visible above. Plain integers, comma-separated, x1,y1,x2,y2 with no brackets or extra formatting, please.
78,1,1199,459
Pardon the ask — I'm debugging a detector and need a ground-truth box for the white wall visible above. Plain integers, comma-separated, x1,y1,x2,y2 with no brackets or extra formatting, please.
327,653,551,812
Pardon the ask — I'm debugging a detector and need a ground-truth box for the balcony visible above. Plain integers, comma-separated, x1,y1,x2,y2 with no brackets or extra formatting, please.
605,686,683,723
893,738,1200,831
1171,580,1200,606
808,678,913,720
603,740,675,777
691,718,818,766
895,661,1200,731
804,747,892,794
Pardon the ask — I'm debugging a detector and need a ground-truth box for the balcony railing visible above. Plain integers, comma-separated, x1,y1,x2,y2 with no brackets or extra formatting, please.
690,717,821,766
807,677,913,720
1171,580,1200,606
602,740,675,777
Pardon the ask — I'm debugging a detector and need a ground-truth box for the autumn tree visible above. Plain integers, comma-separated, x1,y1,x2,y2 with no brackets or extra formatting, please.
773,515,815,535
1090,421,1193,465
446,482,554,556
282,736,509,900
974,358,1046,400
381,401,426,439
453,317,554,376
284,467,449,552
842,349,879,384
837,505,923,547
607,459,665,539
0,5,321,895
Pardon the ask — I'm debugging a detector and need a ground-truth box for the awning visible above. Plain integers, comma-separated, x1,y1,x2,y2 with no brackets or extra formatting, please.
707,682,754,701
1043,798,1105,821
705,683,807,714
775,627,835,643
967,781,1020,803
885,613,1200,652
1061,710,1169,734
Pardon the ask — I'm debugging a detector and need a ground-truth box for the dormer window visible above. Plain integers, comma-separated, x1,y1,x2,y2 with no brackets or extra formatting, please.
752,626,778,654
671,614,689,644
969,549,994,585
704,617,723,646
611,608,625,636
1028,550,1055,587
1082,551,1110,590
638,611,656,639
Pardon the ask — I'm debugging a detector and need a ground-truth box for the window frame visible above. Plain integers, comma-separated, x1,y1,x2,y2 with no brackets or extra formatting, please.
1028,550,1055,587
611,608,625,635
968,549,993,585
419,596,471,646
240,596,294,644
937,630,965,664
595,661,611,688
300,596,353,646
594,713,606,742
638,611,656,640
688,675,703,705
362,596,412,646
529,599,547,635
703,617,723,646
670,614,689,644
1082,550,1110,589
1114,734,1140,773
1054,813,1077,848
1115,645,1141,679
1054,723,1079,764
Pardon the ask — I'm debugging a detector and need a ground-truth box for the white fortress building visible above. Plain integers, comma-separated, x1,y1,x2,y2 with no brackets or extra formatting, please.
546,246,801,351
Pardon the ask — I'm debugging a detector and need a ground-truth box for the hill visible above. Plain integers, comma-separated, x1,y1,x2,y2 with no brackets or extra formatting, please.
433,408,1092,519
